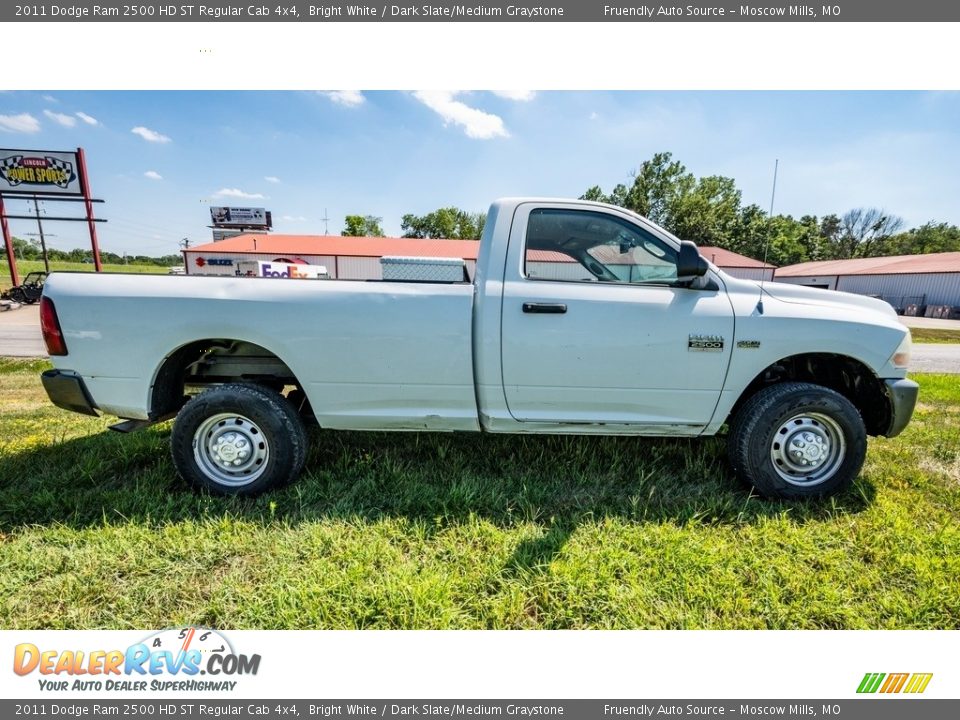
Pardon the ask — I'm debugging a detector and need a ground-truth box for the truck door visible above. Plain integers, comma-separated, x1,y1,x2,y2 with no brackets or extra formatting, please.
500,203,734,429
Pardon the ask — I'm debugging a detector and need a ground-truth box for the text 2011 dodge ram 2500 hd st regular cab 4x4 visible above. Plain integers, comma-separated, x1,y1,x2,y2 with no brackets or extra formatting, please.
39,198,918,499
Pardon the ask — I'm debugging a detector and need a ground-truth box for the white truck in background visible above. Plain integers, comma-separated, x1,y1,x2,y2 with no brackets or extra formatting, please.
39,198,917,499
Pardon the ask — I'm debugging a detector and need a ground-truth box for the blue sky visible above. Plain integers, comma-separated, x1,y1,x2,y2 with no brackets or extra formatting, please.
1,90,958,256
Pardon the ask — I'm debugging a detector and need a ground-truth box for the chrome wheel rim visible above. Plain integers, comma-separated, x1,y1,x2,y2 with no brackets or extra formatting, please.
193,413,269,487
770,412,846,487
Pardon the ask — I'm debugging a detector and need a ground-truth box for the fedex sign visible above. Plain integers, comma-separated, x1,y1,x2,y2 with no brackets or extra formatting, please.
261,263,311,278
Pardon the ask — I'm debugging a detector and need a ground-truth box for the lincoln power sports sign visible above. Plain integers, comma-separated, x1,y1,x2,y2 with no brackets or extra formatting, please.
0,148,82,196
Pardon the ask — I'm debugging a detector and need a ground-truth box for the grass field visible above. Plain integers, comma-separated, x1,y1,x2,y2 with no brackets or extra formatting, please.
1,358,958,629
910,327,960,344
1,261,170,293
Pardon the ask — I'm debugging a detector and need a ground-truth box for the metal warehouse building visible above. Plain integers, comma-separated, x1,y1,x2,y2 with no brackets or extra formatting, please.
697,247,775,282
184,235,482,279
774,252,960,312
184,234,774,281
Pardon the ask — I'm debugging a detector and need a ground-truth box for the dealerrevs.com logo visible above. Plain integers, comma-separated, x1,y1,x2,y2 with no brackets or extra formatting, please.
13,628,261,692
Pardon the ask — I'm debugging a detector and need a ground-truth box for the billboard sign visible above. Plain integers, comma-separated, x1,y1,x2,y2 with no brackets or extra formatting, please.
0,148,82,196
210,206,271,228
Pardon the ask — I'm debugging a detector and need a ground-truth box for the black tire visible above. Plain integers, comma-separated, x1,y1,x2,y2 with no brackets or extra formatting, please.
727,382,867,500
171,383,308,496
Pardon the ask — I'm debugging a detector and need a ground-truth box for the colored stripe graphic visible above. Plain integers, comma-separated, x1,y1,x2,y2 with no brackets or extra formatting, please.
880,673,909,693
857,673,885,693
904,673,934,694
857,672,932,694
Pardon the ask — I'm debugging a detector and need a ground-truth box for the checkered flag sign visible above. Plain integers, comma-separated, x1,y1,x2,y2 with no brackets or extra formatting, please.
46,156,74,188
0,154,23,186
0,152,77,191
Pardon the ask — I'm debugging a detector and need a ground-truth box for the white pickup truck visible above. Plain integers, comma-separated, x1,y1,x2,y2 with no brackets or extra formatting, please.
39,198,918,499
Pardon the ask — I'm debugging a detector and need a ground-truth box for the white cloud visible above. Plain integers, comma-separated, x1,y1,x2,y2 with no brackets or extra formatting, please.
320,90,365,107
43,109,77,128
76,111,99,126
412,91,509,140
42,95,58,103
131,126,171,143
0,113,40,133
264,176,280,184
589,111,600,121
491,90,536,101
281,215,307,222
144,170,163,180
213,188,265,200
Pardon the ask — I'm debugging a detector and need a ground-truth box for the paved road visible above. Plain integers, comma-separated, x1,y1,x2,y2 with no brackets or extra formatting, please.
900,316,960,330
0,326,46,357
907,344,960,374
0,304,44,357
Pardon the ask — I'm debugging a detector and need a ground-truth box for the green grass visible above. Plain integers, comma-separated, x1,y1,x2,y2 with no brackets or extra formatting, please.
910,327,960,344
1,260,171,293
1,359,958,629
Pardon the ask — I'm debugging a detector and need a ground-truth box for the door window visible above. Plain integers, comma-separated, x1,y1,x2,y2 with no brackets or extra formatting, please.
523,208,679,284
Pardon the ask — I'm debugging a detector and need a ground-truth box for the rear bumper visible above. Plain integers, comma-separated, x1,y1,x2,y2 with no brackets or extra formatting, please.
41,369,99,417
883,378,919,438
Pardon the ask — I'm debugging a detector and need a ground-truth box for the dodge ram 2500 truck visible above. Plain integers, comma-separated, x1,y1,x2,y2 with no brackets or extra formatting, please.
39,198,918,499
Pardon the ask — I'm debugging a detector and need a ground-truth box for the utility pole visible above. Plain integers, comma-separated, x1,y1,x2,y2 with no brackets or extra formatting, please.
32,198,50,273
321,208,330,235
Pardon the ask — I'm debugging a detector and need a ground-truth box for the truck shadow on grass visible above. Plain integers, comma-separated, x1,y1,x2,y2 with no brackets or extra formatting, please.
0,424,876,578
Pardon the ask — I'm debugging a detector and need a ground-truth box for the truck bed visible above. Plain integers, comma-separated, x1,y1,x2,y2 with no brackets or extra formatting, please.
44,272,480,429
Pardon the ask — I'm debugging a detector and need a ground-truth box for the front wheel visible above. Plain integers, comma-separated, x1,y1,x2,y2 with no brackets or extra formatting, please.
727,382,867,499
171,383,308,496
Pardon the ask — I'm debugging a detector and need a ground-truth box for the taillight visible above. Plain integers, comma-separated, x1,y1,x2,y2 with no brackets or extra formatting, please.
40,296,68,356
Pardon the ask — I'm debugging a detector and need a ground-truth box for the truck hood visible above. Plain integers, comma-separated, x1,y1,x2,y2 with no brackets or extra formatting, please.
761,281,900,322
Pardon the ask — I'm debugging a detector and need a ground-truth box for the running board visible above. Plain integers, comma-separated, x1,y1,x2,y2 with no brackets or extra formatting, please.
108,413,176,433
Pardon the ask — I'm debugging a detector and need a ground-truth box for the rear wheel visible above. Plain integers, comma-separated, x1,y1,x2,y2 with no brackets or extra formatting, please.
727,382,867,499
171,383,307,496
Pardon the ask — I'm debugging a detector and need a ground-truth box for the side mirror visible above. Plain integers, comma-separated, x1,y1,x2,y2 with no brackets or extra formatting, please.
677,240,709,279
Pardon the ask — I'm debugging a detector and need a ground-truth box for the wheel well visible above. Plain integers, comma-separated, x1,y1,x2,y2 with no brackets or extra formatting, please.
730,353,890,436
150,339,299,420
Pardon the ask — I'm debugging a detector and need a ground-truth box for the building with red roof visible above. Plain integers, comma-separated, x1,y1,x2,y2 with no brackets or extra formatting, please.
183,234,775,282
774,252,960,312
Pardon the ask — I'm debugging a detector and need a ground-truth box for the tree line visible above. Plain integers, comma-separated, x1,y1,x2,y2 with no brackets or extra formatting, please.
579,152,960,266
341,208,486,241
8,236,181,267
346,152,960,267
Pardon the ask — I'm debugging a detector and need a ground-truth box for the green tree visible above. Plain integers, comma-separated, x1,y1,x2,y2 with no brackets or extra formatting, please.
342,215,384,237
581,152,741,247
668,174,741,247
584,152,957,266
881,222,960,256
819,208,904,259
11,237,40,260
401,207,486,240
730,207,822,267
